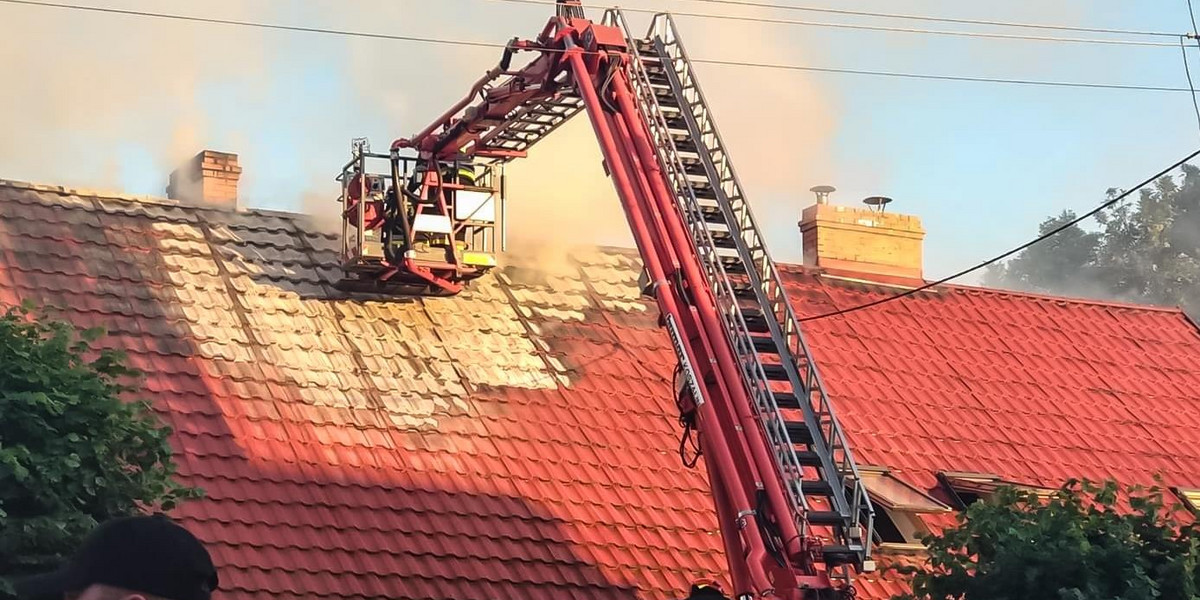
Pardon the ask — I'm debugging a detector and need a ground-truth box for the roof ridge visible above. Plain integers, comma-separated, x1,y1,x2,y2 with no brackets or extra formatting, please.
788,260,1186,315
0,178,1185,317
0,177,309,222
942,280,1188,314
0,177,185,208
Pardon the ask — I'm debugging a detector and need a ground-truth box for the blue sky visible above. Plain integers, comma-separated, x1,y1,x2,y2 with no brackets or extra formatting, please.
1,0,1198,280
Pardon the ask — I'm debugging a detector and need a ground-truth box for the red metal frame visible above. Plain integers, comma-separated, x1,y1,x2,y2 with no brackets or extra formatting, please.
386,4,843,598
336,146,510,296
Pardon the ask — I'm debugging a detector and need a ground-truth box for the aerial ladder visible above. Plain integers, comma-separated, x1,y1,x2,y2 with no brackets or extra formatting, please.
335,3,875,598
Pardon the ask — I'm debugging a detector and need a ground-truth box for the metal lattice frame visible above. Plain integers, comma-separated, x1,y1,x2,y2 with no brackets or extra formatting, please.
605,8,876,567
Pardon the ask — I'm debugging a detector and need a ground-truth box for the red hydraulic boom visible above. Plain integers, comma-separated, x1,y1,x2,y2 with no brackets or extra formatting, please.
335,2,875,598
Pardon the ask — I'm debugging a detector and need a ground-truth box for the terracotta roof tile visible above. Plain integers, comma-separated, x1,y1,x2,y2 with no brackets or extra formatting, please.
4,181,1200,599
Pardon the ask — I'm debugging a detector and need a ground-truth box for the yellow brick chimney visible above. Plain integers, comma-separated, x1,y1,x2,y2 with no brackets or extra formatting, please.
167,150,241,210
799,195,926,282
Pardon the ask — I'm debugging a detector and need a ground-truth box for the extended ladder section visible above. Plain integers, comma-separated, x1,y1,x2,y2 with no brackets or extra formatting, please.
477,93,585,159
604,9,875,574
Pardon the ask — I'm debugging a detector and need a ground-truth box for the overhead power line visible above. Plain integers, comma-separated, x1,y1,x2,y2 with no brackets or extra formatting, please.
1189,0,1200,38
693,58,1190,92
0,0,506,49
798,147,1200,323
676,0,1180,39
1178,36,1200,138
487,0,1179,48
1,0,1191,94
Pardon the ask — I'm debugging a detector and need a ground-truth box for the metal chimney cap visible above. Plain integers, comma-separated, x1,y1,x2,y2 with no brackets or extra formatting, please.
810,185,836,205
863,196,893,212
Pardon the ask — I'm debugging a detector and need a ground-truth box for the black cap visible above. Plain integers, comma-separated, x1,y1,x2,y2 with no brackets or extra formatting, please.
687,581,730,599
13,515,218,600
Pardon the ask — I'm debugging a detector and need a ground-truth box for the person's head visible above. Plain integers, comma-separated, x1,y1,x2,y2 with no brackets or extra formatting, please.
687,580,730,599
12,515,218,600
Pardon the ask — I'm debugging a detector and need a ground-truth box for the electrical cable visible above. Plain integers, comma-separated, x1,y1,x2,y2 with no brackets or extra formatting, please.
486,0,1180,48
1190,0,1200,39
0,0,507,49
691,58,1192,93
798,147,1200,323
675,0,1179,39
1179,36,1200,138
1,0,1191,94
755,489,788,568
672,365,703,468
1185,2,1200,137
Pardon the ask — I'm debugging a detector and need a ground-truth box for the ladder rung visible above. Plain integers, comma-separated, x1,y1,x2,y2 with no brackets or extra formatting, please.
802,480,835,496
760,363,787,381
784,420,814,445
719,254,746,274
807,511,846,526
709,230,736,249
656,98,683,111
740,306,768,332
822,545,862,567
772,390,800,409
675,138,700,154
692,184,717,200
751,334,779,353
795,449,822,465
691,202,719,222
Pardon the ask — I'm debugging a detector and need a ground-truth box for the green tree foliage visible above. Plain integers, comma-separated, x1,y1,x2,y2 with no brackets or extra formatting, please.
983,210,1104,297
986,165,1200,315
893,480,1200,600
0,304,198,598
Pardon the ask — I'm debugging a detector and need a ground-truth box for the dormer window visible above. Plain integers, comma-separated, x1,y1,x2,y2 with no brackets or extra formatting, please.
859,466,950,548
938,471,1055,509
1173,488,1200,513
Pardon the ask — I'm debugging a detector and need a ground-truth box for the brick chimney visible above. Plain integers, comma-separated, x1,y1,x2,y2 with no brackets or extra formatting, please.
799,191,926,283
167,150,241,209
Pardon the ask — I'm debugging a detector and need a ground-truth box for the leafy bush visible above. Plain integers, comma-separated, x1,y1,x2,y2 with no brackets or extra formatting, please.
893,480,1200,600
0,304,199,597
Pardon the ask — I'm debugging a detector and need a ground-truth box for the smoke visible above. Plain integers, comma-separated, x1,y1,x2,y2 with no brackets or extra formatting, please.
0,1,269,191
489,10,838,270
300,189,343,234
500,118,632,275
680,16,837,263
0,0,837,272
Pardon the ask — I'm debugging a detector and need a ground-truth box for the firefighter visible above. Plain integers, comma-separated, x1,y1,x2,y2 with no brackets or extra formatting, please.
442,163,477,188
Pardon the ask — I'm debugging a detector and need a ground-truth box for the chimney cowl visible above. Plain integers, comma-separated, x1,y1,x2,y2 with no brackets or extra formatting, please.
863,195,893,213
167,150,241,210
810,185,836,205
799,196,926,283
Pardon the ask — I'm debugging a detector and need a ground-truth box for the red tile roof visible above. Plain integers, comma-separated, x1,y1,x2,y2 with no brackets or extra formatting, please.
2,179,1199,599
